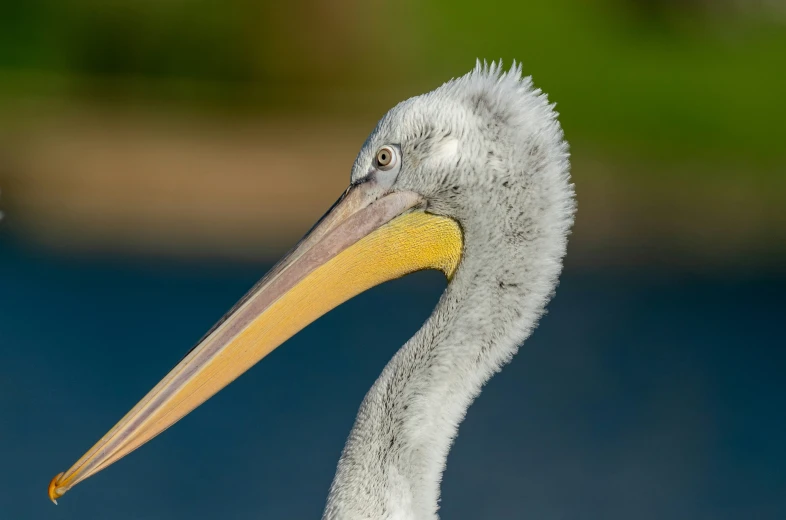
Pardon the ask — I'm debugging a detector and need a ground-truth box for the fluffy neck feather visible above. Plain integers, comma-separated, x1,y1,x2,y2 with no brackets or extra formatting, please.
324,61,575,520
323,182,573,520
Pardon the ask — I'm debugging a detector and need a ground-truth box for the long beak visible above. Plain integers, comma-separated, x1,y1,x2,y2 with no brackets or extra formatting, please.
48,183,463,503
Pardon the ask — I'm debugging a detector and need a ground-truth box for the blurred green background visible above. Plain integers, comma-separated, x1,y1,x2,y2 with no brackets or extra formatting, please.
1,0,784,265
1,2,785,520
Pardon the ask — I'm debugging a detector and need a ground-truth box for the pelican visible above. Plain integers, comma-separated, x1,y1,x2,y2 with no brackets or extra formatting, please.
48,61,575,519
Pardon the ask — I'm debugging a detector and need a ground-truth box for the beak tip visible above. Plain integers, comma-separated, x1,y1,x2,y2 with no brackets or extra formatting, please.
48,472,66,504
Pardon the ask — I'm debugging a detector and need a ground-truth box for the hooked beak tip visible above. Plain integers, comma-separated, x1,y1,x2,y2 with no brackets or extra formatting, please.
48,472,66,504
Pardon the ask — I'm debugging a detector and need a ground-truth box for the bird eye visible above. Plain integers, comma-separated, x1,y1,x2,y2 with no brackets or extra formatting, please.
376,146,397,170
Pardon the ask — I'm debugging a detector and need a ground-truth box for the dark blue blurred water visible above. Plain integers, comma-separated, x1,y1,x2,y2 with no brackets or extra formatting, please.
1,235,784,520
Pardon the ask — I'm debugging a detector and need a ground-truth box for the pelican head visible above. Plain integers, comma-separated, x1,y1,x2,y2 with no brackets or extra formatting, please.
48,61,574,519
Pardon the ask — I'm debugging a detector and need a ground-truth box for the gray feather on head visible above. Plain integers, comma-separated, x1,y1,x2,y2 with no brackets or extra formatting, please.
325,61,575,520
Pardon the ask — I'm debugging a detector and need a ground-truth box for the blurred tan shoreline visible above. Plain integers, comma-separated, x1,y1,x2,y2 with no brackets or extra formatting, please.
1,106,783,269
1,2,784,269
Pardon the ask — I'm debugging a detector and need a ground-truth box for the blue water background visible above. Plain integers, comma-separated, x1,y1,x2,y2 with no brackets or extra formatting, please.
1,234,784,519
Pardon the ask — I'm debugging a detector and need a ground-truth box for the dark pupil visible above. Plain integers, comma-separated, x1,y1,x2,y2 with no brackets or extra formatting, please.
380,153,387,161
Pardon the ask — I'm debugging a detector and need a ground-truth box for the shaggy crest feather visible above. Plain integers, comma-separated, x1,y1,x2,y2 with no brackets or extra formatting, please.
324,62,574,520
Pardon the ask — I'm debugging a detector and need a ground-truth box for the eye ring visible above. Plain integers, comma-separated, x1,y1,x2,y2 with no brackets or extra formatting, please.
376,146,397,171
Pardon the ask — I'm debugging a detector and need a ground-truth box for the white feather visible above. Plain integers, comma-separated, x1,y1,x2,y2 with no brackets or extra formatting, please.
324,61,575,520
